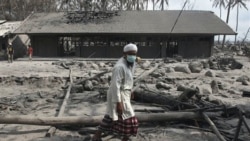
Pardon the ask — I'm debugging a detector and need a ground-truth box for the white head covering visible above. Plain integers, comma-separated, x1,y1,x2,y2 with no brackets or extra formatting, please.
123,43,138,52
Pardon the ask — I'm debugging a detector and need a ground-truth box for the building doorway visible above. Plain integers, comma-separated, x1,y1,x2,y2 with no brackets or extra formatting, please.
166,40,178,57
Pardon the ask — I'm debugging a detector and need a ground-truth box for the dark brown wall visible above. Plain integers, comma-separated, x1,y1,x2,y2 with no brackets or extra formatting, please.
31,35,58,57
29,34,214,58
178,36,213,58
137,45,162,58
81,46,107,58
0,36,8,51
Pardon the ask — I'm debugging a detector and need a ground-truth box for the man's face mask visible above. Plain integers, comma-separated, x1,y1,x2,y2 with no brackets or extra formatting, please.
126,55,137,63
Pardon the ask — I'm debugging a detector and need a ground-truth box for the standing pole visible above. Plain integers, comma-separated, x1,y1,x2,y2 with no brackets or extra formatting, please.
165,0,187,57
170,0,188,34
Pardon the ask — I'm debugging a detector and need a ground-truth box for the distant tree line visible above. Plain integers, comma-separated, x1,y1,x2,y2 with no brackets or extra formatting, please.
0,0,248,44
0,0,171,21
211,0,248,45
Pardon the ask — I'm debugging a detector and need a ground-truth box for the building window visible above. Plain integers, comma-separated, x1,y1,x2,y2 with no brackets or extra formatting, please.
83,41,89,46
58,36,80,56
110,41,115,47
121,41,126,46
90,41,95,46
166,40,179,57
141,42,146,47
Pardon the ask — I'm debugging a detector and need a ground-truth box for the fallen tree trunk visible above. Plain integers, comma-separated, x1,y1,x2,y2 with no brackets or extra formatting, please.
134,87,195,109
0,112,214,126
76,70,110,85
46,68,73,137
134,87,176,104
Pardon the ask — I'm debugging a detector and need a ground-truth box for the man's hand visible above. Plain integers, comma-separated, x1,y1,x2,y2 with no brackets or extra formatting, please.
116,102,123,116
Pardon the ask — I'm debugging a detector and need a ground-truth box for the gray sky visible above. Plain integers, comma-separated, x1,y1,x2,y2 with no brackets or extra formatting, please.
148,0,250,42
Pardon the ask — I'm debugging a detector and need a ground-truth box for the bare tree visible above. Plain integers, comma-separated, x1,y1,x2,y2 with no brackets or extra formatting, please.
131,0,145,10
0,0,14,20
222,0,234,47
232,0,248,44
144,0,149,10
241,27,250,45
0,0,157,21
182,0,195,10
157,0,169,10
152,0,155,10
210,0,227,44
120,0,124,10
0,0,58,20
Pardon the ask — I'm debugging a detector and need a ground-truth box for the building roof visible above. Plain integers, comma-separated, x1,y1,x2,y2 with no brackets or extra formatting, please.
0,21,22,37
0,20,6,24
14,10,236,35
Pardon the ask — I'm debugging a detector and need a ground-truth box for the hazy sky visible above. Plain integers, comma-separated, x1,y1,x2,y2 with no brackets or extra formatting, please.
148,0,250,42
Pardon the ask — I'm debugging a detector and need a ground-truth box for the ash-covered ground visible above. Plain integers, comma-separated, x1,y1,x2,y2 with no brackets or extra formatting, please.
0,48,250,141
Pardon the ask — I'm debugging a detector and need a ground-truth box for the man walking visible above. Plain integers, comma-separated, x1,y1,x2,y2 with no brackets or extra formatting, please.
7,43,14,63
92,43,139,141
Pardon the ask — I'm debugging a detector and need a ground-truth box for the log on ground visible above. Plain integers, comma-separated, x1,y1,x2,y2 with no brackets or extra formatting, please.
134,87,195,109
134,87,177,106
0,112,214,126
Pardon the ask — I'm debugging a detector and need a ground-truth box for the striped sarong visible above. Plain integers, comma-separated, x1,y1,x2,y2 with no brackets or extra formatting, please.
98,114,139,137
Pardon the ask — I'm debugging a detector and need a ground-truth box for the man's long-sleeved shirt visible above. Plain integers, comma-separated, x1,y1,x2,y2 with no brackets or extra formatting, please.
106,57,136,121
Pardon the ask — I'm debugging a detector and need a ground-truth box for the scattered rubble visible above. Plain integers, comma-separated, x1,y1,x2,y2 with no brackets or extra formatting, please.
0,46,250,140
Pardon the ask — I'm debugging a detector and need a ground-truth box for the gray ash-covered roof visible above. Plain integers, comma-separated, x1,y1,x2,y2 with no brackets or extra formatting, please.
0,21,22,37
14,10,236,35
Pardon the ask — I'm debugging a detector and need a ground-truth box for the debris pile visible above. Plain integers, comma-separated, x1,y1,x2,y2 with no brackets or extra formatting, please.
0,55,250,141
49,58,250,140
